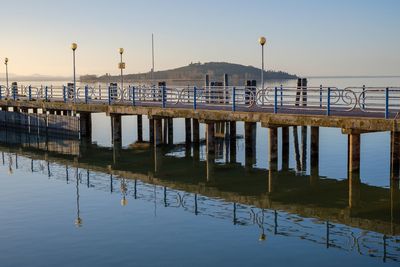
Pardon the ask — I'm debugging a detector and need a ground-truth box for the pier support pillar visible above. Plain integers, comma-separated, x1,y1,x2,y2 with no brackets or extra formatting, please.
111,114,122,144
391,178,400,235
206,122,215,155
282,127,289,170
154,118,163,146
79,112,92,138
230,121,237,163
192,119,200,144
311,126,319,184
348,133,361,173
269,127,278,170
149,118,154,144
391,131,400,180
301,126,308,172
185,118,192,144
168,118,174,145
245,122,256,168
137,115,143,142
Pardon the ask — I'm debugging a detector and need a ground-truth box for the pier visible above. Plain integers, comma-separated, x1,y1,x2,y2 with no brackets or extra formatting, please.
1,79,400,182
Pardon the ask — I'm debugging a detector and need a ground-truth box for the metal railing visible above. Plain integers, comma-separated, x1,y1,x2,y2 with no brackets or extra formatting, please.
1,84,399,119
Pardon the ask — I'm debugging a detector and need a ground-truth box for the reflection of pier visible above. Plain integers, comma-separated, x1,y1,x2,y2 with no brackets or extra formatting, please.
1,127,400,260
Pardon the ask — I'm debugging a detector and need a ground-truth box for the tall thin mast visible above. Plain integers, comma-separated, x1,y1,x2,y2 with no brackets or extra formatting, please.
151,33,155,86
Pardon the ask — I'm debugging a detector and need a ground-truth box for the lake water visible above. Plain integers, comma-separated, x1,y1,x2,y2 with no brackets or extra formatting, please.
0,77,399,267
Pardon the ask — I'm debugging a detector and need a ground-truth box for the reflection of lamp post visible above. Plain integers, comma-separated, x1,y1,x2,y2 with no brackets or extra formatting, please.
119,48,125,91
4,57,9,91
258,37,266,90
120,178,128,206
75,168,82,227
71,43,77,103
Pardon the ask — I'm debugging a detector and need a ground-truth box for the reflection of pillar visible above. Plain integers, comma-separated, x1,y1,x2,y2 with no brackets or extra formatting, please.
192,119,199,144
185,118,192,144
310,126,319,185
137,115,143,142
79,112,92,138
348,171,361,209
111,114,122,144
245,122,256,168
390,131,400,180
301,126,307,172
149,118,154,144
281,127,289,170
206,149,215,182
391,179,400,235
206,122,215,154
230,121,236,163
168,118,173,145
154,118,163,146
153,146,163,174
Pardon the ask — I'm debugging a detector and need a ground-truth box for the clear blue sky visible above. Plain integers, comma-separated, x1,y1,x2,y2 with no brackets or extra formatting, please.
1,0,399,77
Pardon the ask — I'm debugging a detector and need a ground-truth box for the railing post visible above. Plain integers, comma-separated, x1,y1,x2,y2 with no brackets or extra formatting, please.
327,87,331,116
274,86,278,114
0,86,2,100
280,84,283,106
232,87,236,111
63,86,67,103
193,86,197,110
84,85,88,104
28,85,32,101
13,85,17,100
319,85,322,108
162,85,166,108
132,86,136,106
385,87,389,119
362,85,365,110
108,86,111,105
45,86,48,101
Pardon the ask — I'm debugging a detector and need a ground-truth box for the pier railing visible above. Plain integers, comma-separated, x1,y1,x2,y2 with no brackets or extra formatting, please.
1,84,400,118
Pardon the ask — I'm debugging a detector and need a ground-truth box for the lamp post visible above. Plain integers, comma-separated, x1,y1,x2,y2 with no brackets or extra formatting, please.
71,43,77,103
119,48,125,91
4,57,9,92
259,36,266,90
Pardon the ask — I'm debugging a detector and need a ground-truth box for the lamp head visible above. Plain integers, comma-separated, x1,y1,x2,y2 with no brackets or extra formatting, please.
4,57,8,64
119,48,124,55
259,36,266,46
71,43,78,51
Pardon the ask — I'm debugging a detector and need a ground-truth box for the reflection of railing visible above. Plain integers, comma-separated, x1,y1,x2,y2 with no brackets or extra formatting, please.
1,84,400,118
2,152,399,263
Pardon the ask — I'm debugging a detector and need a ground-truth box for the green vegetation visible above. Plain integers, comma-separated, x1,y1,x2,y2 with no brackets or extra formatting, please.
80,62,297,85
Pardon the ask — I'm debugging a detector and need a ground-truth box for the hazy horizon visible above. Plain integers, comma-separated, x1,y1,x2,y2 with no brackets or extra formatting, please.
0,0,399,78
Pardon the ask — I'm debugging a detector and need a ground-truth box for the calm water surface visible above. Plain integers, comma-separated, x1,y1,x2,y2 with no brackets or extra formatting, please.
0,77,399,266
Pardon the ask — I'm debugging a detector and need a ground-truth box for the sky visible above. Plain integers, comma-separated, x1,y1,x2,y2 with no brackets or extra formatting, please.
0,0,399,77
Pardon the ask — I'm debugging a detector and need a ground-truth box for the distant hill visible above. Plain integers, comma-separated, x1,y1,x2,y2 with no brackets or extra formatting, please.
80,62,297,86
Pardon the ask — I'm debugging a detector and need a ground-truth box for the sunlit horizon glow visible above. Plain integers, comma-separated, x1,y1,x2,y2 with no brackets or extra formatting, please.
0,0,399,77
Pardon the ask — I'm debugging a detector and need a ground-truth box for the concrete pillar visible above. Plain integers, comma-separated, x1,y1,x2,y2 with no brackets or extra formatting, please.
111,114,122,144
206,122,215,154
149,118,154,144
79,112,92,138
301,126,307,172
192,119,200,144
185,118,192,144
137,115,143,142
311,126,319,184
293,126,301,172
348,133,361,173
163,118,168,144
229,121,236,163
281,127,289,170
154,118,163,146
168,118,174,145
390,131,400,180
268,127,278,194
269,127,278,170
245,122,256,168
